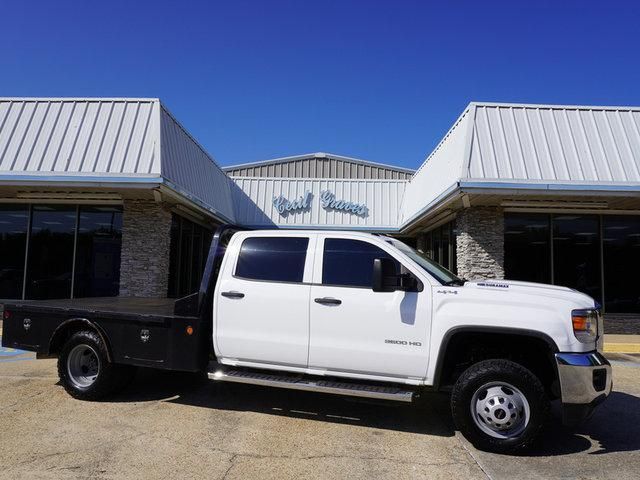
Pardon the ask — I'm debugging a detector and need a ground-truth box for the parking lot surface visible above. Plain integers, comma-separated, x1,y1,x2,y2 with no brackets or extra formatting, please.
0,347,639,480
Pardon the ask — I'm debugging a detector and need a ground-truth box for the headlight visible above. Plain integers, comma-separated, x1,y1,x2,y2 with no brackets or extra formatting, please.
571,309,599,343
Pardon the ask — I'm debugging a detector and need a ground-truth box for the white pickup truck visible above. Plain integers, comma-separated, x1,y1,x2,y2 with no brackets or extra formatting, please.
1,226,612,453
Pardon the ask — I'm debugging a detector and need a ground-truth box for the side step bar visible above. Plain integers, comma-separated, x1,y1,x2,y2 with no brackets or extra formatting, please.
208,366,415,403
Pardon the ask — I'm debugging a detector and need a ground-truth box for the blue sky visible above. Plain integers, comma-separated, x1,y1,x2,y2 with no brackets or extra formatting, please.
1,0,639,169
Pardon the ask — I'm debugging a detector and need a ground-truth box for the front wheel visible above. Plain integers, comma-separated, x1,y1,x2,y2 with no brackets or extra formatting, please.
58,330,135,400
451,359,549,453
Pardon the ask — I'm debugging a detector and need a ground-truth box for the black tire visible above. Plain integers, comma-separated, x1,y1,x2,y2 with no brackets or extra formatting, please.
451,359,549,453
57,330,133,401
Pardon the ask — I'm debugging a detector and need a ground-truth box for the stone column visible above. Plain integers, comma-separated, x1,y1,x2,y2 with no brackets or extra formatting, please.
119,200,173,297
455,207,504,280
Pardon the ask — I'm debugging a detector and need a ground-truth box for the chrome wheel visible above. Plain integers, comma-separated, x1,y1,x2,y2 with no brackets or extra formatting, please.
470,381,530,439
66,344,101,389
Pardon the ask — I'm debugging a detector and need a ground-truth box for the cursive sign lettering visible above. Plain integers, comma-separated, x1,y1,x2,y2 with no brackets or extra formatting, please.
273,191,312,215
320,190,368,216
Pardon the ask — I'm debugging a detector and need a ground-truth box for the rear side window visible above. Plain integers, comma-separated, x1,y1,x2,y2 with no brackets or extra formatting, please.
236,237,309,283
322,238,399,288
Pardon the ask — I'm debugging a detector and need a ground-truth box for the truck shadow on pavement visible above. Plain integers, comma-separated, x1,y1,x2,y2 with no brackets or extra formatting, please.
111,368,455,437
110,369,640,456
522,391,640,457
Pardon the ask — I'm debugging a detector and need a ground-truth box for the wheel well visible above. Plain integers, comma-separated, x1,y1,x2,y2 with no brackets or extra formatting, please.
436,331,558,397
49,319,112,361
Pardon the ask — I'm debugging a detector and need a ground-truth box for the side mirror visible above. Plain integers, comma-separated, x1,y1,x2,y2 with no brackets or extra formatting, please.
372,258,398,292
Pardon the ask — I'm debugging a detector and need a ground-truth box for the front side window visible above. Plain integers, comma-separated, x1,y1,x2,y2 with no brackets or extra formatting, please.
322,238,399,288
384,237,462,285
236,236,309,283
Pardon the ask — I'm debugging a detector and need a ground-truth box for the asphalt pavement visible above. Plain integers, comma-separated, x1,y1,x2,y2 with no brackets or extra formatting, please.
0,342,639,480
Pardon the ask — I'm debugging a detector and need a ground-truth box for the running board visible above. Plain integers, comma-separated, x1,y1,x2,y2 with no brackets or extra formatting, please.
208,366,415,403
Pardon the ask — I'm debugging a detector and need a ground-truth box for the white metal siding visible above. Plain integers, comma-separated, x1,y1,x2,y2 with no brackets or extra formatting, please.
231,177,407,228
0,99,160,175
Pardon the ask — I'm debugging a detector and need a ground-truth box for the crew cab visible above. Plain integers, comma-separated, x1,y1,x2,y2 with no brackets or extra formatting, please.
1,226,612,452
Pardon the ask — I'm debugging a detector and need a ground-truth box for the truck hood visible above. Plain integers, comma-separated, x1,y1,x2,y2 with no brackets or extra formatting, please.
431,278,599,353
461,279,596,308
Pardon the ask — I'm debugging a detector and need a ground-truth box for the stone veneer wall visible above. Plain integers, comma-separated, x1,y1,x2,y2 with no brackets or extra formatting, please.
119,200,173,297
456,207,504,280
603,314,640,335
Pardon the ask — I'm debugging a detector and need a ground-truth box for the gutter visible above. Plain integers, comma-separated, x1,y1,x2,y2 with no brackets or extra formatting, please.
459,180,640,194
0,174,162,189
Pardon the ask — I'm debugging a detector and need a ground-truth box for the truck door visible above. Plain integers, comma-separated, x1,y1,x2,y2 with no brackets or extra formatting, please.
308,236,430,380
214,233,314,368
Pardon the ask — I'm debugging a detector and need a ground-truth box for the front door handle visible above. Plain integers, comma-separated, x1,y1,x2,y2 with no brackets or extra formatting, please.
221,291,245,299
314,297,342,306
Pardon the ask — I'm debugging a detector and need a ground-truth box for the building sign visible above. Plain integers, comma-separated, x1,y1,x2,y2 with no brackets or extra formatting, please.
272,190,368,217
320,190,368,216
272,191,312,215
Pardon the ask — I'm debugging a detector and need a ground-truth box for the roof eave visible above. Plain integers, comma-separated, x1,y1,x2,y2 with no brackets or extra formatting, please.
222,152,416,174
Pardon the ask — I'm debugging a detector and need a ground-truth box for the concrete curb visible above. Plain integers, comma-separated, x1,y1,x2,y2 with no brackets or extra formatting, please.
603,343,640,354
603,334,640,354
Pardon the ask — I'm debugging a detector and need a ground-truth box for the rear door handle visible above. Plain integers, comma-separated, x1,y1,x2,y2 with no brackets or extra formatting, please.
314,297,342,306
221,291,245,299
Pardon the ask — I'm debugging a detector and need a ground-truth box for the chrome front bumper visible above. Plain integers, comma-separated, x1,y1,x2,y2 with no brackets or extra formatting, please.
555,351,612,425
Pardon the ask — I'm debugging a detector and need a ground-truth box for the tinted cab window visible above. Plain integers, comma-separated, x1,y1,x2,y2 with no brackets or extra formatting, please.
322,238,400,288
236,237,309,283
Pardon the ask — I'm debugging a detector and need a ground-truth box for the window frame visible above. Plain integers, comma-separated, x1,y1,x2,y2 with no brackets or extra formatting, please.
316,235,422,290
232,234,313,285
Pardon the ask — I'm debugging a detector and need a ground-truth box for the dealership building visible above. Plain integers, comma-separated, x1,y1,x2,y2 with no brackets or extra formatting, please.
0,98,639,332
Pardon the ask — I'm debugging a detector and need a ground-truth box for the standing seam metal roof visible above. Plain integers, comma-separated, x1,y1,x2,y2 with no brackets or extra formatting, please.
400,102,640,227
467,102,640,182
0,98,235,222
0,98,161,174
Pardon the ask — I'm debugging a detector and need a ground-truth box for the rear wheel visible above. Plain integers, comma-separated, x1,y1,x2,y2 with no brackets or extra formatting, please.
58,330,135,400
451,359,549,453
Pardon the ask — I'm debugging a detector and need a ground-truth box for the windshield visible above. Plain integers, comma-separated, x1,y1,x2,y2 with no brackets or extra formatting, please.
384,237,464,286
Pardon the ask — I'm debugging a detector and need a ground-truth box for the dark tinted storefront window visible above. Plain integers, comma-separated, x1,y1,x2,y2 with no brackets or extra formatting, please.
505,213,638,313
441,226,451,270
421,220,457,274
0,205,29,299
322,238,398,288
0,204,123,300
504,214,551,284
168,215,214,297
25,205,76,299
553,214,602,304
236,237,308,283
603,216,640,313
74,206,123,298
